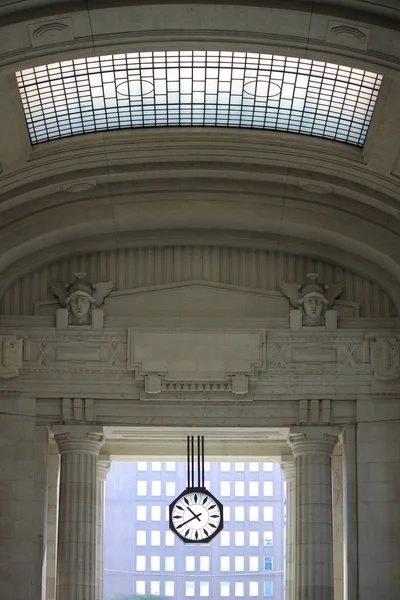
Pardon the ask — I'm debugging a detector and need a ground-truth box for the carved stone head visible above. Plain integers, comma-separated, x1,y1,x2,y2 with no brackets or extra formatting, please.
50,273,113,326
281,273,343,327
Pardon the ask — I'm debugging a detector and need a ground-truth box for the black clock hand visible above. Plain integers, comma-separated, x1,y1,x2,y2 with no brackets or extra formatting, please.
187,506,201,521
181,512,202,526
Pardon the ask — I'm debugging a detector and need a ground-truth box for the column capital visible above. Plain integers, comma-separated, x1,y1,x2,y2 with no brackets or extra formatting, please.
97,455,111,482
288,426,339,458
280,459,296,482
53,426,104,456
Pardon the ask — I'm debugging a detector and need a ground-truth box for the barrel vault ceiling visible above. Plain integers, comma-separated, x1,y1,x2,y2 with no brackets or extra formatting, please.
0,0,400,310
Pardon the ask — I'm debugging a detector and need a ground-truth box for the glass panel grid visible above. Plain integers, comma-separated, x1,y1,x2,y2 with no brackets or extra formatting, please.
16,50,382,146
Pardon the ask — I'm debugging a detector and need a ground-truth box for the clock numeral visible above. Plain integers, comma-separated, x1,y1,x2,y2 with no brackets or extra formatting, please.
209,504,216,509
202,497,208,505
210,514,219,518
194,494,198,502
173,515,180,519
195,531,199,540
210,523,217,529
185,529,190,537
177,505,184,511
184,498,189,505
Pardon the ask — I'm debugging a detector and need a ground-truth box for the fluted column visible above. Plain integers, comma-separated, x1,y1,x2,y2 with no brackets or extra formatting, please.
96,456,111,600
54,427,104,600
281,460,296,600
289,427,339,600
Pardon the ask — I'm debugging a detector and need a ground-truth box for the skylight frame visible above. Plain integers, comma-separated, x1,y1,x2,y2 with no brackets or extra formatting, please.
16,50,382,146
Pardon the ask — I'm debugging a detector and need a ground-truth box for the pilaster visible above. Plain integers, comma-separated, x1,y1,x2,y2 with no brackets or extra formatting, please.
96,456,111,600
280,459,296,600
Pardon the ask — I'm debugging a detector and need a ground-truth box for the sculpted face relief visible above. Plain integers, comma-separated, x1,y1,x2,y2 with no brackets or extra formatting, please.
69,294,92,324
303,295,325,326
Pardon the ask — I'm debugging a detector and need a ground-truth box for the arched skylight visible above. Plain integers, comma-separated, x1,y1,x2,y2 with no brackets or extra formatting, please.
16,51,382,146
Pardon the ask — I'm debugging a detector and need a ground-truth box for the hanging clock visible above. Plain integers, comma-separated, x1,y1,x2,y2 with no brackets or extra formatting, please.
169,436,224,544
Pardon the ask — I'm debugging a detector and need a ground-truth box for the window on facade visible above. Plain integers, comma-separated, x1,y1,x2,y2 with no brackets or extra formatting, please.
221,531,230,546
249,506,259,521
136,505,146,521
249,556,259,571
264,556,273,571
137,461,147,471
220,556,230,571
249,481,259,496
151,505,161,520
165,481,175,496
152,461,161,471
200,556,210,571
165,462,176,471
137,480,147,495
249,581,259,596
263,462,273,472
249,531,259,546
264,581,273,597
136,581,146,594
151,480,161,496
235,531,245,546
186,581,195,597
186,556,195,571
235,462,245,471
136,555,146,571
150,581,160,596
165,530,175,546
165,581,174,597
264,531,273,547
235,506,245,521
220,581,230,597
235,581,245,597
221,481,230,496
235,556,244,571
200,581,210,597
249,462,259,471
165,556,175,571
264,481,273,496
264,506,273,521
235,481,245,496
221,462,231,472
150,555,160,571
151,530,161,546
136,530,146,546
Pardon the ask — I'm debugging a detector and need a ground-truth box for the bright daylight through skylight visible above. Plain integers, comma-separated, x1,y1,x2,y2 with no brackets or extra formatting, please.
16,50,382,146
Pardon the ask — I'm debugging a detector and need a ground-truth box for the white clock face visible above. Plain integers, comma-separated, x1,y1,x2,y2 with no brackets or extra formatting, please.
170,490,223,543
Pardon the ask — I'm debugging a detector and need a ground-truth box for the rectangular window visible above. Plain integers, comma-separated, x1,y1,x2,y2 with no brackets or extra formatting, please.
136,581,146,594
150,581,160,596
152,461,161,471
249,556,259,571
235,462,245,471
221,481,230,496
151,505,161,521
264,581,273,597
264,507,273,521
249,581,259,596
186,581,195,597
186,556,195,571
152,480,161,496
249,506,259,521
249,531,259,546
249,481,259,496
165,557,175,571
220,582,230,597
151,555,160,571
220,531,230,546
200,556,209,571
235,582,244,597
221,462,231,472
137,462,147,471
165,462,176,471
235,556,244,571
264,481,273,496
264,556,273,571
165,581,174,597
235,506,245,521
264,531,273,547
235,531,245,546
136,530,146,546
136,556,146,571
200,581,209,597
235,481,245,496
166,481,175,496
165,530,175,546
249,462,259,471
263,462,273,471
136,505,146,521
151,530,161,546
137,480,147,496
220,556,230,571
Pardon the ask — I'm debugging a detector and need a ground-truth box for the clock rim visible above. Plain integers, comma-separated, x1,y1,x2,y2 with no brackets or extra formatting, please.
169,486,224,544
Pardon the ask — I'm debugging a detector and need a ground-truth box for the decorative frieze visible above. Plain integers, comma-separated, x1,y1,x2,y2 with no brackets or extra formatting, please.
370,338,400,381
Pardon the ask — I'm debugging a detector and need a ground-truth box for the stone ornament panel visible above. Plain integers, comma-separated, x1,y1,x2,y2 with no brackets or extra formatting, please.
0,246,394,319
